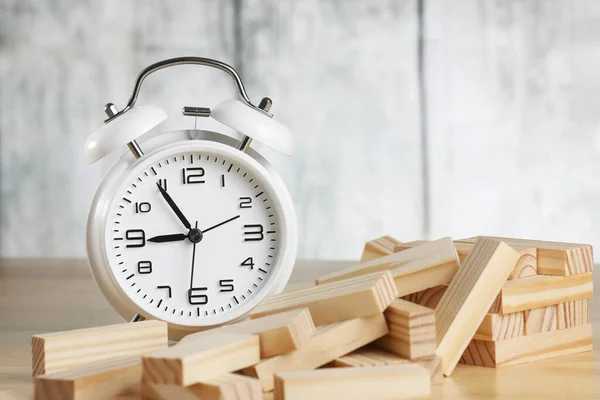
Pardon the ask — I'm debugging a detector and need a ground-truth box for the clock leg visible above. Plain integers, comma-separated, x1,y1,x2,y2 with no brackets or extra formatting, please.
130,313,146,323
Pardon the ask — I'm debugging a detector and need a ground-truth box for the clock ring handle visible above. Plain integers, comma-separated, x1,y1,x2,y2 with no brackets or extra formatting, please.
105,57,264,123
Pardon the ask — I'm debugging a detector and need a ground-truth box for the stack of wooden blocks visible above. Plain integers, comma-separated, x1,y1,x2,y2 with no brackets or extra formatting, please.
31,236,593,400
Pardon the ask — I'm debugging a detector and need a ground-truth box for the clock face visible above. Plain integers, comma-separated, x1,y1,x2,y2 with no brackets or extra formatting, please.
103,144,286,326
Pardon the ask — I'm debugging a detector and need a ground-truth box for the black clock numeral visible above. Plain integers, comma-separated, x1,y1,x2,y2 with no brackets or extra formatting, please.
240,257,255,270
125,229,146,248
157,285,172,298
239,197,252,209
219,279,234,292
188,287,208,305
137,260,152,274
243,224,264,242
157,179,168,191
182,167,205,184
135,202,151,214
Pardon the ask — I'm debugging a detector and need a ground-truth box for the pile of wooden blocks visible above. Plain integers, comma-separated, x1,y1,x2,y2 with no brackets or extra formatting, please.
31,236,593,400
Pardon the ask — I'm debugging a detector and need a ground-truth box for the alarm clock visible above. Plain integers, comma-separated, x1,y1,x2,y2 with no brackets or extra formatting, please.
84,57,297,339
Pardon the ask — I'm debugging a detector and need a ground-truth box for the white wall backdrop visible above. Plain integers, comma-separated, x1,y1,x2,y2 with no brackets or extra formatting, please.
1,0,599,260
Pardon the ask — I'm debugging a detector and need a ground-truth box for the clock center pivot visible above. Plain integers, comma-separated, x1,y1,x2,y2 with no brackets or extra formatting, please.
187,228,203,243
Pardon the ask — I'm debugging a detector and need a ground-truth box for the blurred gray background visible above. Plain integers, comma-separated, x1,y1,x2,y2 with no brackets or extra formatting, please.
1,0,600,260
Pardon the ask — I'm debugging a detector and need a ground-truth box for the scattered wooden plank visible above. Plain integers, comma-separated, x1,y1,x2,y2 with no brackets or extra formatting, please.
147,373,263,400
460,324,593,368
31,320,167,377
435,238,521,376
474,312,524,341
34,356,141,400
524,306,556,335
496,272,593,314
183,308,316,358
402,285,448,309
459,236,593,276
557,299,589,330
273,365,430,400
142,333,260,386
331,347,442,385
374,299,436,360
399,240,537,279
249,271,397,326
241,314,389,392
360,235,402,262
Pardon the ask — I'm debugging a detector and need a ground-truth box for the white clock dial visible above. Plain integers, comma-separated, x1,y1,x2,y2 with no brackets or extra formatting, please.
103,145,284,326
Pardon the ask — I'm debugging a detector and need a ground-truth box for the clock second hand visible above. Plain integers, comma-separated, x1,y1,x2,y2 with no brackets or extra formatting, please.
189,221,199,290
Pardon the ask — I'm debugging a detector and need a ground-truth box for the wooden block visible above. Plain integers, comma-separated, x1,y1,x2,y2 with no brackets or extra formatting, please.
148,374,263,400
496,272,593,314
374,299,436,359
460,324,593,368
557,299,589,330
360,235,402,262
474,312,524,341
331,347,443,385
459,236,593,276
317,238,459,292
241,314,389,392
184,308,316,358
250,271,397,326
34,356,141,400
402,285,448,309
273,365,430,400
435,238,521,376
524,306,556,335
400,240,537,279
31,320,167,377
143,333,259,386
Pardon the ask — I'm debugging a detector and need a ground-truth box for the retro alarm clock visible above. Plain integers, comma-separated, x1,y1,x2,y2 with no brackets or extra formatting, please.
84,57,297,338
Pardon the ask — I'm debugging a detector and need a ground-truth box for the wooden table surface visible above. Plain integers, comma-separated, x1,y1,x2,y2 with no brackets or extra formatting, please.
0,259,598,399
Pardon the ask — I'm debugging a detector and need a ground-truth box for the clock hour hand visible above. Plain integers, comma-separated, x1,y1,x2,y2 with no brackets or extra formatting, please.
148,233,187,243
202,215,241,234
156,182,192,230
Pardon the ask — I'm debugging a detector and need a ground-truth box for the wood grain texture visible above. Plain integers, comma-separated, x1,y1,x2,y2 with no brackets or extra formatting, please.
374,299,436,360
474,312,524,341
250,271,397,326
142,333,260,386
360,236,402,262
498,272,593,313
148,374,263,400
331,347,442,385
524,306,556,335
557,299,589,330
239,0,423,260
184,308,316,358
460,325,593,368
34,356,141,400
273,365,430,400
402,285,448,309
241,314,389,392
31,320,167,376
435,238,521,376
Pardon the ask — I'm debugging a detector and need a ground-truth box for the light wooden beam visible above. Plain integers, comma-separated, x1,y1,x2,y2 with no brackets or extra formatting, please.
249,271,397,326
557,299,589,330
524,306,556,335
34,356,141,400
273,365,430,400
31,320,167,377
402,285,448,309
435,238,521,376
241,314,388,392
142,333,259,386
360,236,402,262
373,299,436,360
147,373,263,400
474,312,524,341
494,272,593,314
183,308,316,358
460,324,592,368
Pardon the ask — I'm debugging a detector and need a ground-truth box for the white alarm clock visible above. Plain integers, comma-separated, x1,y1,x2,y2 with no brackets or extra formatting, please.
84,57,297,339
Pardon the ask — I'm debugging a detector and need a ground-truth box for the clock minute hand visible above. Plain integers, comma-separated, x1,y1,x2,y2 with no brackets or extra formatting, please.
148,233,187,243
156,182,191,230
202,215,241,234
